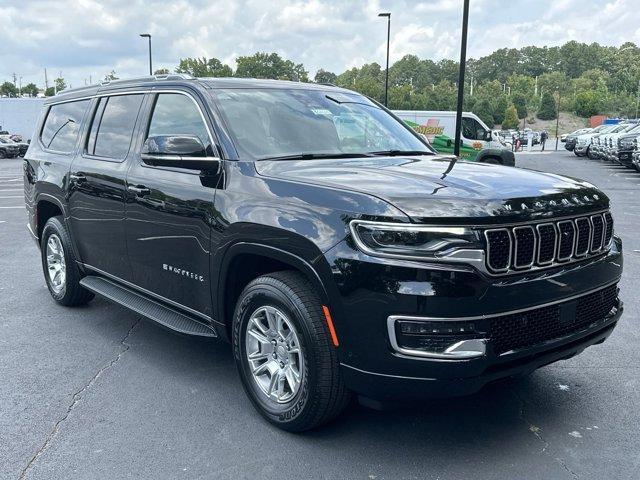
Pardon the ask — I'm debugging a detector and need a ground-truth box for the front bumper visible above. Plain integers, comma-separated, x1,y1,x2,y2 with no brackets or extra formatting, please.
326,237,624,401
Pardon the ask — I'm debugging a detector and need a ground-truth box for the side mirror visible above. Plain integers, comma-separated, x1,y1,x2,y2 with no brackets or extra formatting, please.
141,135,220,171
484,130,492,142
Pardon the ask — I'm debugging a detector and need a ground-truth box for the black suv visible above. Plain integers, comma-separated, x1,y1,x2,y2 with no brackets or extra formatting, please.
24,75,623,431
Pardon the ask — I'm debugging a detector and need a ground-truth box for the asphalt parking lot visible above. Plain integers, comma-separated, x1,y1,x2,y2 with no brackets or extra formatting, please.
1,150,639,480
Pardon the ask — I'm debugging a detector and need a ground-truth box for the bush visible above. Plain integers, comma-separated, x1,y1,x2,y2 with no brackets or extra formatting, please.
574,90,601,117
537,91,557,120
502,104,519,129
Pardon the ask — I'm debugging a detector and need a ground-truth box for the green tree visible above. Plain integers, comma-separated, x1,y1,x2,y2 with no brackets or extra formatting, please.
175,57,233,77
154,68,170,75
574,90,602,117
45,87,55,97
502,104,519,129
235,52,308,81
537,90,557,120
103,71,118,82
22,83,39,97
511,93,528,119
473,98,495,128
493,95,509,124
314,69,337,84
1,81,18,97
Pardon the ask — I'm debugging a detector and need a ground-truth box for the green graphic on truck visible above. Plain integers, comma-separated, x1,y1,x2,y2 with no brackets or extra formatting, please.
402,119,481,160
393,110,513,162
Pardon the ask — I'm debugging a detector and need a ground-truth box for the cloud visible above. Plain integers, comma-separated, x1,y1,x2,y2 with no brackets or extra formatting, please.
0,0,637,89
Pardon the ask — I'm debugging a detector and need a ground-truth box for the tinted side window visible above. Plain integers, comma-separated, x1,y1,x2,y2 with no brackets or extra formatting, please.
87,94,144,160
40,100,90,153
461,117,483,140
147,93,211,152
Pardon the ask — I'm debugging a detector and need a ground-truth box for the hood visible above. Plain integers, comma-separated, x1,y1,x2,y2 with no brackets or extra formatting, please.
255,155,608,224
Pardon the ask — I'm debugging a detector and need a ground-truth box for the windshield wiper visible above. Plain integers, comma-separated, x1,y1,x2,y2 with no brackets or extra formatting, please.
369,149,433,156
258,152,375,161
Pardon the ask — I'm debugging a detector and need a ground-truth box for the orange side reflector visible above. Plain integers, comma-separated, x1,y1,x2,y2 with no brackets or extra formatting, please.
322,305,339,347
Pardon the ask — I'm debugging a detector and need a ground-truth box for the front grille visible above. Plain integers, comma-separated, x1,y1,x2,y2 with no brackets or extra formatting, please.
490,284,619,355
484,211,613,274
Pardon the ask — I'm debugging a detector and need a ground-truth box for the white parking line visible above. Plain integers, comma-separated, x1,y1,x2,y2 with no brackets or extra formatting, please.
0,196,23,198
0,189,23,192
0,206,24,209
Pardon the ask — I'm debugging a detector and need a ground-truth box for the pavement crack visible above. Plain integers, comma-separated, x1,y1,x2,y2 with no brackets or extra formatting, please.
511,386,580,479
511,386,549,452
17,319,141,480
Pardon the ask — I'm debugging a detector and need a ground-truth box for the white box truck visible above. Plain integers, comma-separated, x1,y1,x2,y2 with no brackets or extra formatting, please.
394,110,515,165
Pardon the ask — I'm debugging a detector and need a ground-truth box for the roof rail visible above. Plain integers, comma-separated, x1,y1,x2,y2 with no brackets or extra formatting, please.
99,73,194,86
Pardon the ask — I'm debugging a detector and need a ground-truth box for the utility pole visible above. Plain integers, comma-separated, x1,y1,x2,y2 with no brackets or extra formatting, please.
470,74,474,97
534,75,538,96
555,90,561,151
635,79,640,119
454,0,470,157
19,76,22,96
44,68,49,91
139,34,153,75
378,13,391,107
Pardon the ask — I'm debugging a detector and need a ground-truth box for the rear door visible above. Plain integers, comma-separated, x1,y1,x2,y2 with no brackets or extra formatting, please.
124,90,220,318
67,92,145,281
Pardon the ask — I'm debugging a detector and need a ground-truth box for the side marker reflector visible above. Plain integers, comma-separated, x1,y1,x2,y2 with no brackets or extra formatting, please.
322,305,339,347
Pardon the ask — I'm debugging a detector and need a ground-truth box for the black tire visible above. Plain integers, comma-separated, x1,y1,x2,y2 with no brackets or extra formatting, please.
232,271,350,431
0,150,5,159
41,216,94,306
482,157,501,165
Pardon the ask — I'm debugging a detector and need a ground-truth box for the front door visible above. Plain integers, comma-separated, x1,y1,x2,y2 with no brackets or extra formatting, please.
68,93,145,281
125,91,220,318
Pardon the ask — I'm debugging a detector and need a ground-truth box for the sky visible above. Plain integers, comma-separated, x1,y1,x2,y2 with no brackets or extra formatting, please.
1,0,639,90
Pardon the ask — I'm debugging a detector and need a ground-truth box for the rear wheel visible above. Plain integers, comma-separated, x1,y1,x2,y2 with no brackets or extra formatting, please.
232,271,350,431
41,216,94,306
0,150,5,159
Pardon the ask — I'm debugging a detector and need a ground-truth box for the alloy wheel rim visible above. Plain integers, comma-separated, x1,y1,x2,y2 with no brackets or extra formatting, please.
46,234,66,293
245,305,304,404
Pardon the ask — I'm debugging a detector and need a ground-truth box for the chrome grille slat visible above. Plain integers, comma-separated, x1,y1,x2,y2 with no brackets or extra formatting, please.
484,211,613,275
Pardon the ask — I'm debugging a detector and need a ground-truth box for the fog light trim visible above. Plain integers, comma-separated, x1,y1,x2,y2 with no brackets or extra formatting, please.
387,316,487,360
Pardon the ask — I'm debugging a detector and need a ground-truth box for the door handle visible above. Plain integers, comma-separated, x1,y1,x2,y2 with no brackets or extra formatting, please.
128,185,151,197
69,173,86,184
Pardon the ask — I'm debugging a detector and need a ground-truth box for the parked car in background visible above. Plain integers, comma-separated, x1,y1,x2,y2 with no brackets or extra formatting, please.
633,140,640,172
616,131,640,168
575,124,618,157
0,135,29,157
597,123,639,161
564,128,593,152
0,137,20,158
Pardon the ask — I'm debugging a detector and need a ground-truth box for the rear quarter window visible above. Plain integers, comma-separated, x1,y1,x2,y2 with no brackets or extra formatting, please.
40,100,90,153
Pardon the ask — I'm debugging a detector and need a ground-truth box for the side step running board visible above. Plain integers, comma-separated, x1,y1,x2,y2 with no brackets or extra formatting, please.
80,275,217,337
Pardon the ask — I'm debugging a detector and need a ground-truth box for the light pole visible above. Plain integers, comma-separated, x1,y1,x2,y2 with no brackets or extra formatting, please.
454,0,470,157
378,12,391,107
139,33,152,75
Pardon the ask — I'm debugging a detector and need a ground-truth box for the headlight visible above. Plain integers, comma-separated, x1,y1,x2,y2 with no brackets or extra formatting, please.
349,220,482,260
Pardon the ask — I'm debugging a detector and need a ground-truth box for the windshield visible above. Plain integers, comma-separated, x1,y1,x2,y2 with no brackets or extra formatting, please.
211,88,431,160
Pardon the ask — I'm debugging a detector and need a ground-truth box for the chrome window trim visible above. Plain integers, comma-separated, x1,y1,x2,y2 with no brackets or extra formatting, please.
536,222,557,266
556,220,576,262
512,225,536,269
484,228,512,273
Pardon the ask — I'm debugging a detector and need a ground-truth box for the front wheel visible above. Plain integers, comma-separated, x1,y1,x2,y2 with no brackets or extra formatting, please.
232,271,350,431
